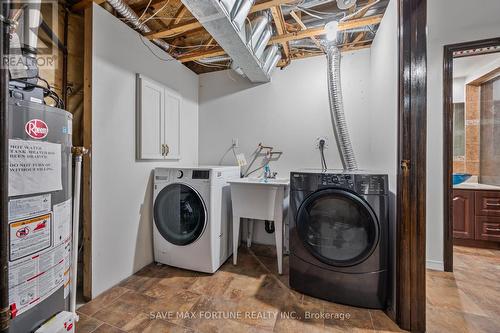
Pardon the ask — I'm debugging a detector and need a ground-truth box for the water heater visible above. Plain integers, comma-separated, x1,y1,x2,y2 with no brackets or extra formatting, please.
7,98,73,333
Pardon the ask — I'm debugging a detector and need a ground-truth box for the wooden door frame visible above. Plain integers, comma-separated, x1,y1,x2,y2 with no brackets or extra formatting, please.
442,37,500,272
396,0,427,331
82,5,93,300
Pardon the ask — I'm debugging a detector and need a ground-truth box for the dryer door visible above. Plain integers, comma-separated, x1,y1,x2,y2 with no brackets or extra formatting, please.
154,183,207,246
296,188,379,267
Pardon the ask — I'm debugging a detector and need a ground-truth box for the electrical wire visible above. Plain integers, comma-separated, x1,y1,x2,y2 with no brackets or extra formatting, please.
138,35,175,62
319,139,328,170
141,0,170,26
137,0,153,22
11,79,64,108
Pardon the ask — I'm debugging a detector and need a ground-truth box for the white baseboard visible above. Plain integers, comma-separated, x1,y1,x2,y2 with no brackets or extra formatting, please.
426,260,444,271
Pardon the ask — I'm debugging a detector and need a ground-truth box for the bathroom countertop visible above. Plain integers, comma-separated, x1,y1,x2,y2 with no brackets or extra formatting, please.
453,182,500,191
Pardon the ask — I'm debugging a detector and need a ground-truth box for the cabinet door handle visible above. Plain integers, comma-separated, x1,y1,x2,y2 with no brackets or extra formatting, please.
164,144,170,156
485,202,500,207
485,227,500,232
161,144,165,156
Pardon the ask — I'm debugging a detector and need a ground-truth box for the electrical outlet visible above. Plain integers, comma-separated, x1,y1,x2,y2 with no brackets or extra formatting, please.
315,137,329,150
232,138,239,148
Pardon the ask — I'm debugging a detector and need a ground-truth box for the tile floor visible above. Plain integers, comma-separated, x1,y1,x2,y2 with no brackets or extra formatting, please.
76,245,500,332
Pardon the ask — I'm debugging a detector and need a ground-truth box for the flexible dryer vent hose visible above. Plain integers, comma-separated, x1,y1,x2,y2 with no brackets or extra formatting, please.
325,43,358,171
106,0,170,52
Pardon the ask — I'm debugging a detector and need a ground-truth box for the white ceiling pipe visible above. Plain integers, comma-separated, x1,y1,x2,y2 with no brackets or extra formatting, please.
107,0,170,52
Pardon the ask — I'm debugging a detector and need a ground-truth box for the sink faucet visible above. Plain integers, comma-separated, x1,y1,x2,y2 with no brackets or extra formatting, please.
264,164,278,179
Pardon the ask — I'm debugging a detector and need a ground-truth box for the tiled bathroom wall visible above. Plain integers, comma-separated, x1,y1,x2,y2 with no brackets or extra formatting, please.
454,84,481,175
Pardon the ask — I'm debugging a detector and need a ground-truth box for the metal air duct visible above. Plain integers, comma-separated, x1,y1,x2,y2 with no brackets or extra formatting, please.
246,14,270,50
324,42,358,170
261,44,279,63
266,53,281,75
231,0,255,31
254,26,272,59
106,0,170,52
198,55,231,63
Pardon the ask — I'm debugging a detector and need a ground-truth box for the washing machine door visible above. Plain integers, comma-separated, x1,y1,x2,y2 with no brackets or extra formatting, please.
296,188,379,267
154,183,207,246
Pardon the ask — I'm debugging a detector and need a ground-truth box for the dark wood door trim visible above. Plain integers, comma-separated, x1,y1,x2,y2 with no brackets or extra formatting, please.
396,0,427,331
442,37,500,272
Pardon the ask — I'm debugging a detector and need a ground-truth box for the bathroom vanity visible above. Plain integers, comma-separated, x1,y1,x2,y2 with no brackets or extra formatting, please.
453,183,500,248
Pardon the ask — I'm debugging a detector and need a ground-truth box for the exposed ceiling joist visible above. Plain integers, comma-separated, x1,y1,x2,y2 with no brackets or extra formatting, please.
72,0,105,11
172,5,189,26
177,48,227,63
279,42,372,65
180,38,373,63
347,32,366,49
270,6,290,63
146,0,299,40
249,0,298,14
270,14,382,44
289,10,323,51
146,20,203,39
177,15,380,62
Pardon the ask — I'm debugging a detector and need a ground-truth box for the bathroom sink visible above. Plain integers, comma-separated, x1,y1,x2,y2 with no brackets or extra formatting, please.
228,177,289,221
452,173,472,185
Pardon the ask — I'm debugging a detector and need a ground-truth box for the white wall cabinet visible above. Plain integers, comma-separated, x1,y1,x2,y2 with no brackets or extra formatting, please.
137,74,181,160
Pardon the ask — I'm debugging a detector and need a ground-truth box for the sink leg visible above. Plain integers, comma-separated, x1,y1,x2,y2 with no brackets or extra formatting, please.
274,188,284,275
233,215,241,265
274,219,283,275
247,219,254,248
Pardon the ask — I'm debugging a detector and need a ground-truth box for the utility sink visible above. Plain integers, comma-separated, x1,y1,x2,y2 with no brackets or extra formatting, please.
228,177,289,220
228,177,289,274
228,177,290,186
227,176,288,216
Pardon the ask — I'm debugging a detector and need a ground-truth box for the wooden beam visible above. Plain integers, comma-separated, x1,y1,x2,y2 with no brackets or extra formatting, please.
347,32,366,49
269,15,382,44
172,5,189,26
278,42,371,66
181,38,372,64
146,20,203,39
72,0,105,12
177,48,227,63
339,14,383,30
147,0,299,40
270,6,289,62
289,10,323,51
83,5,93,301
249,0,298,14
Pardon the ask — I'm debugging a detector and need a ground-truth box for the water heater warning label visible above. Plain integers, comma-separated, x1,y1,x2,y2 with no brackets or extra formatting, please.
8,139,62,196
9,214,52,261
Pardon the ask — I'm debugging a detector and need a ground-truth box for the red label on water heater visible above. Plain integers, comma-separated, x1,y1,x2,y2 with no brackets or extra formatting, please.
25,119,49,139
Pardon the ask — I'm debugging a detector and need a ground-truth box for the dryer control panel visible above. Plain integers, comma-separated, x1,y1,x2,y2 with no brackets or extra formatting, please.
355,175,386,195
320,174,355,190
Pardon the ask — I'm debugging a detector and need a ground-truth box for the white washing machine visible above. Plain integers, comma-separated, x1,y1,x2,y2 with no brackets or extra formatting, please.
153,166,240,273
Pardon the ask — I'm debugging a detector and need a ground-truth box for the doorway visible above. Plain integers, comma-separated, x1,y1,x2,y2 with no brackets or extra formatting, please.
443,37,500,272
